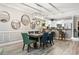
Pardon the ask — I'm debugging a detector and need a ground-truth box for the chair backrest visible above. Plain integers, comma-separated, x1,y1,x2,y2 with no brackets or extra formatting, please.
42,32,49,39
51,32,56,37
21,33,30,44
48,32,56,40
42,32,49,43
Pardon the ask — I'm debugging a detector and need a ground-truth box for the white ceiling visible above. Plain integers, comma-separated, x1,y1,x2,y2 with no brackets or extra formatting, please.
0,3,79,18
53,3,79,12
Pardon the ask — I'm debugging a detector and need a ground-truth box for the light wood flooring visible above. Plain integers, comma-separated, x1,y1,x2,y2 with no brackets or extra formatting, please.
0,40,79,55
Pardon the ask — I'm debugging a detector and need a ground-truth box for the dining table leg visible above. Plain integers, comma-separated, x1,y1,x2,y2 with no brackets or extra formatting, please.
38,36,43,48
33,40,38,49
33,37,41,49
34,43,37,49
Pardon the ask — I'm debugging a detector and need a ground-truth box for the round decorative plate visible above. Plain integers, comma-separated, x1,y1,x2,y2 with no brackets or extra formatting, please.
30,22,36,29
0,11,10,23
11,20,21,30
21,15,30,26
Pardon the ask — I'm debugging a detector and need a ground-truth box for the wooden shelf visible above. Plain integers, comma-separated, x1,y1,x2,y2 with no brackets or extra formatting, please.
58,30,65,40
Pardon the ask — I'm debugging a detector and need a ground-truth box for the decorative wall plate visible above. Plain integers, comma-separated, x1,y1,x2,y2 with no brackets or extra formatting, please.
21,14,30,26
30,22,36,29
11,20,21,30
0,11,10,23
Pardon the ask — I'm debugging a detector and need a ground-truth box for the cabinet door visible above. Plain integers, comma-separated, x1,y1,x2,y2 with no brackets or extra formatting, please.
78,21,79,30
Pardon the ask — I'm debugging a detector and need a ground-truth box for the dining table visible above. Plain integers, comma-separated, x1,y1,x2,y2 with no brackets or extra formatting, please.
29,33,43,49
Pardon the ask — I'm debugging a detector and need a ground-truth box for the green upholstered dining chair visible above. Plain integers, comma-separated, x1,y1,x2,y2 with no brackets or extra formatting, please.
21,33,35,52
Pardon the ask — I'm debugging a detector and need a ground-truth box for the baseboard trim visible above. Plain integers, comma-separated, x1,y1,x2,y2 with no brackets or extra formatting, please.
0,40,22,47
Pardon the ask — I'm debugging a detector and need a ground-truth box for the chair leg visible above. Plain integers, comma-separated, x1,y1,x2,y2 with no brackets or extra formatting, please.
43,43,45,49
49,40,51,45
40,40,42,47
27,44,30,52
22,44,25,51
46,42,48,47
52,41,54,45
52,38,54,45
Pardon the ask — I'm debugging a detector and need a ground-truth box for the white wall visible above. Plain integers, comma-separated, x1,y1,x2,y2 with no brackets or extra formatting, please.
0,5,48,44
45,19,52,27
0,5,32,32
0,5,36,44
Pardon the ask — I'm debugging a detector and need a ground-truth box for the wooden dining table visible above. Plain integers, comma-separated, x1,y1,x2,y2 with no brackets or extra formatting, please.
29,33,43,49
